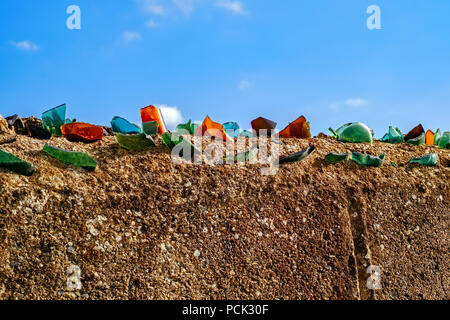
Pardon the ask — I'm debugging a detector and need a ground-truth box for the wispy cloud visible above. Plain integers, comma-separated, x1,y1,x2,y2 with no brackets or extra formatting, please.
330,98,369,110
122,31,141,42
345,98,368,107
239,80,250,90
173,0,196,16
157,104,184,129
146,19,159,28
216,1,245,14
137,0,165,15
10,40,39,51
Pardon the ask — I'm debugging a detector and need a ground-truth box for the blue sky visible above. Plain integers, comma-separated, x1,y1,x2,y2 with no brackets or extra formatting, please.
1,0,449,136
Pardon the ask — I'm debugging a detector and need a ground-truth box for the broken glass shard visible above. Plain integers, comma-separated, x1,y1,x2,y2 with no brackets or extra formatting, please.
224,148,258,164
381,126,403,144
26,123,51,140
433,129,442,146
279,146,316,165
251,117,277,137
110,116,141,134
279,116,311,139
140,105,167,134
351,152,385,167
409,153,438,167
329,122,373,144
42,104,67,136
324,152,349,164
61,122,103,143
142,121,159,136
425,130,435,145
404,124,424,142
42,144,97,171
406,132,425,146
223,122,240,138
199,116,229,141
116,133,155,151
239,130,253,138
0,149,35,176
176,120,194,135
438,132,450,149
162,132,201,159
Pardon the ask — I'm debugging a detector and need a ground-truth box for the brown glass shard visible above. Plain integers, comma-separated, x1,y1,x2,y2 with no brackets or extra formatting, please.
279,116,311,139
404,124,424,142
251,117,277,136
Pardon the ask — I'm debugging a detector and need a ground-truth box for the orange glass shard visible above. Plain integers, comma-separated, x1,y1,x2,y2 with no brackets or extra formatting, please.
425,130,435,145
140,105,168,134
198,115,229,141
404,124,424,142
279,116,311,139
251,117,277,136
61,122,103,143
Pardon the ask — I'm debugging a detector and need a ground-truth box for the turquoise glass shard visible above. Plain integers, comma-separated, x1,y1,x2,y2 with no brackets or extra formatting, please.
111,117,141,134
382,126,403,144
176,120,194,135
279,146,316,165
324,153,349,164
433,129,442,145
406,132,425,146
352,152,385,167
42,104,66,136
223,122,240,138
142,121,159,136
239,130,253,138
224,148,258,164
438,132,450,149
162,132,201,159
329,122,373,144
43,144,97,171
116,133,155,151
409,153,438,167
0,149,35,176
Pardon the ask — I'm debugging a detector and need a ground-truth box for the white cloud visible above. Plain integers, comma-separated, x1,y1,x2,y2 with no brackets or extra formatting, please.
11,40,39,51
156,105,184,129
173,0,196,16
345,98,368,107
330,98,369,110
216,1,245,14
122,31,141,42
146,19,159,28
239,80,250,90
137,0,165,15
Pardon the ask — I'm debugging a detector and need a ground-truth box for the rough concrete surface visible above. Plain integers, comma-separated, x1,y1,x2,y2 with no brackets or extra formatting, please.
0,130,448,300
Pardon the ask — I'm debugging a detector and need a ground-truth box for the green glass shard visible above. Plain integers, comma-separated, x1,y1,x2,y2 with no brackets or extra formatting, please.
329,123,373,144
116,133,155,151
279,146,316,165
142,121,159,136
0,149,35,176
351,152,385,167
324,152,349,164
162,132,201,159
406,132,425,146
433,129,442,145
43,144,97,171
384,126,404,144
380,133,389,142
175,120,194,135
42,104,67,136
224,148,258,164
409,153,438,167
438,132,450,149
